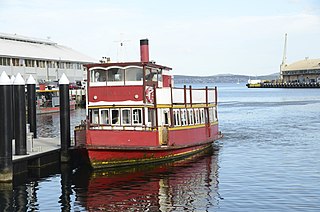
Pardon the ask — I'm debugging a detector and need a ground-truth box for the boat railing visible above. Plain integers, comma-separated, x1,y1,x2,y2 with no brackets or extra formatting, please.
156,86,217,106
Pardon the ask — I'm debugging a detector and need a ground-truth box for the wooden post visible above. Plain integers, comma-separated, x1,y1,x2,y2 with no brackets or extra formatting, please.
0,71,13,182
27,75,37,138
184,85,187,108
205,86,208,107
189,85,192,107
59,74,71,163
13,73,27,155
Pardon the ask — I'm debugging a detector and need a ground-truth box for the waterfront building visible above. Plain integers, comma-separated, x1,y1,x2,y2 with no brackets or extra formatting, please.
281,58,320,83
280,34,320,83
0,32,96,83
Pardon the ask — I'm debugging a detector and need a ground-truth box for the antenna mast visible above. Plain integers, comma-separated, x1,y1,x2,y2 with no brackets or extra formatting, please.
114,33,130,62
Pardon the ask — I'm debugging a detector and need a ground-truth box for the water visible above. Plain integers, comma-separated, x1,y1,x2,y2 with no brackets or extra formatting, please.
1,83,320,211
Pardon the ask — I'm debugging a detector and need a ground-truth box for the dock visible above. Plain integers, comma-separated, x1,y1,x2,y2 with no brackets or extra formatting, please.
12,137,61,175
0,72,73,182
246,82,320,88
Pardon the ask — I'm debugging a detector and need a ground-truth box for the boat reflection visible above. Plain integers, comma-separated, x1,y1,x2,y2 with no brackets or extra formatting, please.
72,147,221,211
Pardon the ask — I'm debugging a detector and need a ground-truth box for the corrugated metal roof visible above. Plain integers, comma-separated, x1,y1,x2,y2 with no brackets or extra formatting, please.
283,58,320,71
0,32,96,63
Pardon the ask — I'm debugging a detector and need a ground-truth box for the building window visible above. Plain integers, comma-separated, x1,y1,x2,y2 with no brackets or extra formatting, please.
58,62,65,69
12,58,19,66
25,59,35,67
0,57,10,66
36,60,46,68
66,62,72,69
47,61,56,68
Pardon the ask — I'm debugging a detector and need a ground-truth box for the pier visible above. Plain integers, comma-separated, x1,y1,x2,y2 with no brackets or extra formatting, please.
247,82,320,88
0,71,72,182
12,137,60,174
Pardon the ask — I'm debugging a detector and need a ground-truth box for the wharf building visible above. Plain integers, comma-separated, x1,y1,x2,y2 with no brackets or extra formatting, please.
0,32,95,83
281,58,320,83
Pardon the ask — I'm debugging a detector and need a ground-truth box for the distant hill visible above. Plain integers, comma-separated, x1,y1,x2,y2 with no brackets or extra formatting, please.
173,73,279,84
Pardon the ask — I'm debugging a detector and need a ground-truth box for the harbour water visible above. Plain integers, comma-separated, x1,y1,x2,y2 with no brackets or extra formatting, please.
1,83,320,211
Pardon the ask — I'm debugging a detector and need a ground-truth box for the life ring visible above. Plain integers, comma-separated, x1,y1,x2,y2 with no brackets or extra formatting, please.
145,86,154,103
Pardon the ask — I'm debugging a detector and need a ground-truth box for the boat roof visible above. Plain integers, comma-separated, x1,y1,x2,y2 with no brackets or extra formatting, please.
85,61,172,71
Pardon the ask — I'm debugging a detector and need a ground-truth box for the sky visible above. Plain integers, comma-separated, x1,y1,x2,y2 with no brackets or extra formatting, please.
1,0,320,76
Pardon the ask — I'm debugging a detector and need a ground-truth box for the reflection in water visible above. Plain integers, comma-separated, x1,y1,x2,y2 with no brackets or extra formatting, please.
72,148,220,211
0,148,220,211
0,184,13,211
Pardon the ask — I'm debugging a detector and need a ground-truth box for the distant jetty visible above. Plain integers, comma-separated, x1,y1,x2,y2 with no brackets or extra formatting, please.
246,80,320,88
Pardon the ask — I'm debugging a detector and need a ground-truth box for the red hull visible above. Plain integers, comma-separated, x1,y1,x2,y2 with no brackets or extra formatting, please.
74,124,221,169
85,142,213,168
36,104,76,114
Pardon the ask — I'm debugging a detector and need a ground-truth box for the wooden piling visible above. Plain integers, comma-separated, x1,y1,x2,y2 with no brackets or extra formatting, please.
59,73,71,163
0,71,13,182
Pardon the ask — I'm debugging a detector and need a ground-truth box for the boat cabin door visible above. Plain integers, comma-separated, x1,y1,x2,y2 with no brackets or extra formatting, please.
159,126,168,145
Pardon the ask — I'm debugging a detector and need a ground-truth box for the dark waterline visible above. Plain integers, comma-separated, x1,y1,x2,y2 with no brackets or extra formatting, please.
1,83,320,211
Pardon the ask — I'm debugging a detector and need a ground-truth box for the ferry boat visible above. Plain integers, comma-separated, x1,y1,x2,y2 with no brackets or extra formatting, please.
36,85,76,114
73,39,222,169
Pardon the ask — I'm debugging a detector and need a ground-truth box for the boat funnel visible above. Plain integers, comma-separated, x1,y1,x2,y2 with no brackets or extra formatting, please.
140,39,149,62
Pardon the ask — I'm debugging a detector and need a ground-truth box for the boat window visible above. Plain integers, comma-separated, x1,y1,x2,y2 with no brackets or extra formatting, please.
213,107,217,122
145,68,162,82
200,109,205,124
132,109,142,125
164,111,169,125
148,108,156,127
91,109,99,124
195,109,200,124
100,109,110,125
181,109,187,126
209,108,214,123
188,109,194,125
111,109,120,125
91,69,106,82
121,109,131,125
173,110,180,126
107,68,124,82
125,67,143,81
